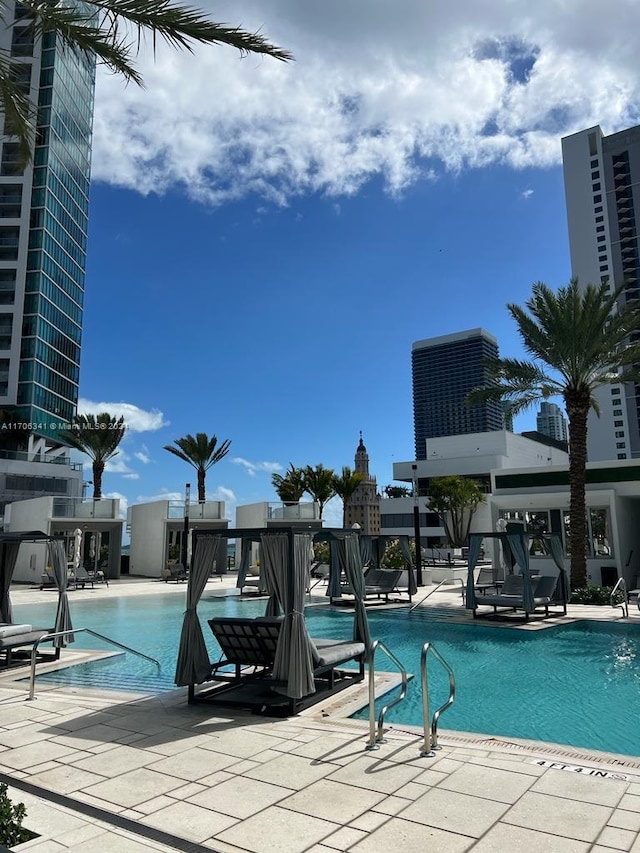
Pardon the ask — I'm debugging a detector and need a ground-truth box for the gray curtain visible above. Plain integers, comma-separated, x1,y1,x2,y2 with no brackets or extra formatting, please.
0,541,20,623
260,532,286,617
270,532,316,699
359,535,374,566
398,535,417,595
235,537,251,589
342,532,372,650
507,532,534,612
464,533,484,610
175,535,223,686
47,540,74,647
326,539,343,598
547,534,569,602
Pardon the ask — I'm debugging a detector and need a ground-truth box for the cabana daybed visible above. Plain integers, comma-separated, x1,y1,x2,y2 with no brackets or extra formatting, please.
175,527,372,714
465,530,569,621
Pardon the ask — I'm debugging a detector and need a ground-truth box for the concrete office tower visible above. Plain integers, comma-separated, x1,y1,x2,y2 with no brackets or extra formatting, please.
536,402,568,444
343,433,381,535
412,328,504,460
0,6,95,438
562,124,640,461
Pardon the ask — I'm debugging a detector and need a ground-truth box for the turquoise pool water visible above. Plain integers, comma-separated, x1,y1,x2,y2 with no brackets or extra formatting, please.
13,592,640,757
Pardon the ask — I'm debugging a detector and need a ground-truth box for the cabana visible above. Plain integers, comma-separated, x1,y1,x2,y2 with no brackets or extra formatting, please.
0,532,73,664
175,527,372,713
357,534,417,602
465,531,569,621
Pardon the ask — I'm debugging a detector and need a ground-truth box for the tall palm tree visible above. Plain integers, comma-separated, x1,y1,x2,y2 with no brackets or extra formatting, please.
303,464,336,520
3,0,293,159
472,279,640,588
163,432,231,502
332,466,364,527
272,464,306,505
59,412,126,499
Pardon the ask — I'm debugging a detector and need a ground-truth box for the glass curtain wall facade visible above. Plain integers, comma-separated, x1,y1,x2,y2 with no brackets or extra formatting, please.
412,328,505,459
0,3,95,441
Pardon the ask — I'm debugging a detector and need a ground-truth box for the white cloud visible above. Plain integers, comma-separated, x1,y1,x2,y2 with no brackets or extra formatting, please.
134,446,151,464
90,0,640,206
103,491,130,519
232,457,282,477
77,399,168,433
521,188,534,199
135,489,183,503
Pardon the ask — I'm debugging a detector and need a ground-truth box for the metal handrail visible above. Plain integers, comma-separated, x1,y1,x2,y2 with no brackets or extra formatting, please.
420,642,456,757
27,628,161,700
409,577,465,612
611,577,629,618
365,639,408,751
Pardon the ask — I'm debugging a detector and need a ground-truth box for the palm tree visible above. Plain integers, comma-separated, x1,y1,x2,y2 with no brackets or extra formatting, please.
272,464,306,505
472,279,640,588
303,464,336,520
163,432,231,502
332,466,364,527
59,412,126,499
3,0,293,159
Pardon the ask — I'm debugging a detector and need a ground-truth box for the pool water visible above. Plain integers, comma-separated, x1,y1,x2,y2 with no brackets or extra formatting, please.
13,592,640,757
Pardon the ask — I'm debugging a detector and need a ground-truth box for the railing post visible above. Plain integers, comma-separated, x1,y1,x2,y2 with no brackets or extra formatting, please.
366,642,380,751
420,643,435,756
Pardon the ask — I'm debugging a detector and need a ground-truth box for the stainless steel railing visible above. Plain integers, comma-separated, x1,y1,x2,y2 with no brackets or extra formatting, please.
611,577,629,618
365,640,408,751
420,642,456,757
27,628,161,700
409,577,465,612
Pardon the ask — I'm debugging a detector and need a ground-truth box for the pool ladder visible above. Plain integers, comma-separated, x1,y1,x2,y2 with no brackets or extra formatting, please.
26,627,161,701
366,639,455,756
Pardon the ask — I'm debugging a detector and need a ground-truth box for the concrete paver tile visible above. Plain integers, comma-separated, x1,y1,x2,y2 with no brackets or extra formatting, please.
372,794,412,815
620,794,640,813
531,770,628,806
188,774,294,818
81,767,184,808
70,744,159,777
0,740,76,770
243,751,338,789
467,755,549,776
439,761,536,803
134,794,175,815
216,805,339,853
610,810,640,832
50,724,140,750
145,745,238,780
470,822,591,852
199,729,286,758
396,775,448,796
289,734,365,764
597,826,637,850
503,791,613,842
349,815,474,853
168,781,206,799
349,810,390,833
321,825,368,850
328,755,424,794
280,778,385,823
27,764,105,794
399,785,509,836
65,830,171,853
142,800,238,841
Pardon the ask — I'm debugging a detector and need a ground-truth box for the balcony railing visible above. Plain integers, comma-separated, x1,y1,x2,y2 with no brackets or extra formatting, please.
0,448,82,469
268,502,319,520
166,501,225,520
52,498,119,519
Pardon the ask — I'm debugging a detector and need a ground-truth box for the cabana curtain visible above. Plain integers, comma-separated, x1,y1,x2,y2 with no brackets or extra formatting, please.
398,535,418,596
0,541,20,623
47,539,74,647
507,533,534,612
342,532,372,650
175,535,223,686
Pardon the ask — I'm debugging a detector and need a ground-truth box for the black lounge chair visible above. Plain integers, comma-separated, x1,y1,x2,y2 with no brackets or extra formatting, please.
204,615,366,712
0,623,59,668
473,573,564,620
341,568,402,603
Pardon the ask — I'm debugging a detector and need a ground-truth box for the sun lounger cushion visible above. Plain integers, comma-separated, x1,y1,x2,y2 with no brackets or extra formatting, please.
311,638,366,668
0,624,32,638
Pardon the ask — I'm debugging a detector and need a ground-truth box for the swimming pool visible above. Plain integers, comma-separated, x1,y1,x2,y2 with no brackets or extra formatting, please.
13,592,640,757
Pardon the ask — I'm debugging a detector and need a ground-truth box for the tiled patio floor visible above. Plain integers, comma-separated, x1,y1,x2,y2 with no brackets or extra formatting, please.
2,575,640,852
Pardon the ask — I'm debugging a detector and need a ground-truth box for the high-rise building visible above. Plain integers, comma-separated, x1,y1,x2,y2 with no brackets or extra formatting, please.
0,6,96,517
412,328,504,459
536,402,568,444
0,5,95,439
562,124,640,461
344,433,380,535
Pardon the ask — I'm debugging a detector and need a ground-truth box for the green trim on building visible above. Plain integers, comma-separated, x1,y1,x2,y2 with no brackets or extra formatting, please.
495,465,640,490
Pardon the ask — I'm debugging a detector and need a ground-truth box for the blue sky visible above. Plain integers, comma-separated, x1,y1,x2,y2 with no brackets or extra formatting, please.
72,0,640,528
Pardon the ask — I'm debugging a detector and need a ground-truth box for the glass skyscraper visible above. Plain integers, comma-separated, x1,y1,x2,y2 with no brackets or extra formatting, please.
412,328,505,459
0,3,95,441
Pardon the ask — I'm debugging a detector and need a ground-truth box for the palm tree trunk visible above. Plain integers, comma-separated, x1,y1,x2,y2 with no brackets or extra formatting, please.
197,469,206,502
93,461,104,500
565,392,590,589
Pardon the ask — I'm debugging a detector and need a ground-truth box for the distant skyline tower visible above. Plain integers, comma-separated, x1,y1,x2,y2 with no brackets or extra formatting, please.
411,328,504,460
344,433,380,535
536,402,568,444
562,123,640,461
0,6,95,440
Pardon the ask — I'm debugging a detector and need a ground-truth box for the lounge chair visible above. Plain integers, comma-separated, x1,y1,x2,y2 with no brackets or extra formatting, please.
341,568,402,603
163,563,187,583
204,615,366,712
473,573,563,620
0,623,59,668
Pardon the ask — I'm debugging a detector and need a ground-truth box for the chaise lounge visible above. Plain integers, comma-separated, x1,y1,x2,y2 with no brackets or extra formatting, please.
340,568,403,604
472,574,564,620
204,615,366,713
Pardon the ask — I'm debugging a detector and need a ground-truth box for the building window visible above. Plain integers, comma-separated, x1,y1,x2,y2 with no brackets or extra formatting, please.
612,388,620,394
595,216,604,223
618,453,627,459
593,183,601,191
591,171,600,179
1,143,24,176
613,409,622,415
591,159,599,168
597,236,606,243
594,194,602,203
600,265,608,272
615,420,624,427
595,206,603,213
599,255,608,262
616,442,626,448
612,398,621,405
615,431,625,437
596,225,605,232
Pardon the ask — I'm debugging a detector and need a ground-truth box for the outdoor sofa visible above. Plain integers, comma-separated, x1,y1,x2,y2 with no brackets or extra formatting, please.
472,574,564,620
0,623,59,668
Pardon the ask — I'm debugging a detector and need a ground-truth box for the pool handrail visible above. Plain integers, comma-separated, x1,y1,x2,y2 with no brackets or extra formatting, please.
420,641,456,757
611,577,629,618
409,577,465,612
27,628,161,700
365,639,408,751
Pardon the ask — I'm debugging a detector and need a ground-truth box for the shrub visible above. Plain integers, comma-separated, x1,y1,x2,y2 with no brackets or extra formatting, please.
0,782,31,848
570,585,625,606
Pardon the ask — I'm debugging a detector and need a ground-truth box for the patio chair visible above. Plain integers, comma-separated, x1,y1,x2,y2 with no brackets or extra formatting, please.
164,563,187,583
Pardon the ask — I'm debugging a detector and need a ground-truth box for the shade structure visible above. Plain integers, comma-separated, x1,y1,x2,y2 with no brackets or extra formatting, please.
181,526,372,702
0,532,59,624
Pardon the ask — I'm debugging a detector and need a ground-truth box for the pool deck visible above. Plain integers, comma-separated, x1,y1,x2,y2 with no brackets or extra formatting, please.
2,575,640,852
